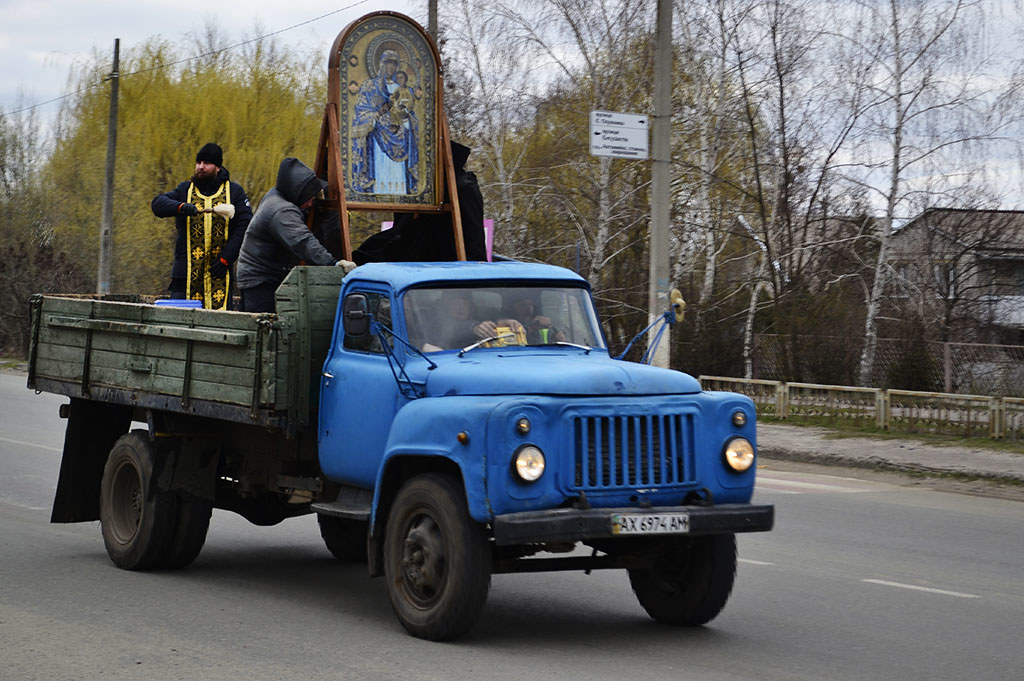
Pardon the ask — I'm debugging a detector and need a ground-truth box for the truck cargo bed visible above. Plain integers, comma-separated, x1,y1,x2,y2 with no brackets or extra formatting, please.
28,267,345,434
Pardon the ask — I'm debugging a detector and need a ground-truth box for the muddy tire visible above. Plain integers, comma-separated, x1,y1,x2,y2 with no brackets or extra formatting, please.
162,494,212,569
384,474,491,641
628,533,737,626
99,430,177,570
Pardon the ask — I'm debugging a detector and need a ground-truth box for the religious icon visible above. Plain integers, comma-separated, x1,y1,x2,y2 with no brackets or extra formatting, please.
336,14,438,206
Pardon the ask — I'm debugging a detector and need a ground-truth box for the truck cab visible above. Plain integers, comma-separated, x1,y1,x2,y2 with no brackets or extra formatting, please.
313,261,773,639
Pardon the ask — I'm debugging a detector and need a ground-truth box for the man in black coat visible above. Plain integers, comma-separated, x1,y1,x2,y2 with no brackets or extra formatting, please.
352,141,486,264
152,142,253,309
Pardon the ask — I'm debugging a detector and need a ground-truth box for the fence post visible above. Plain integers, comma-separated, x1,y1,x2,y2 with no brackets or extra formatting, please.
944,342,952,393
993,397,1003,439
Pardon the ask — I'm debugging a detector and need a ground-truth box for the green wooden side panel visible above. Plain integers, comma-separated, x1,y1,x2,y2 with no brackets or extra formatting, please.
274,266,346,427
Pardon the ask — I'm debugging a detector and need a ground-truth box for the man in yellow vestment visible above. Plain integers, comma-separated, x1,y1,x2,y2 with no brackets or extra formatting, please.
151,143,253,309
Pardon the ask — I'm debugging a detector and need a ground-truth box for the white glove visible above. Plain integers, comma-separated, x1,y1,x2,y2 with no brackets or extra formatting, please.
211,203,236,219
335,259,357,273
201,202,237,219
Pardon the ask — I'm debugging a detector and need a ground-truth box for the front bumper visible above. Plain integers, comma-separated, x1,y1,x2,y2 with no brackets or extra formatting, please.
492,503,774,546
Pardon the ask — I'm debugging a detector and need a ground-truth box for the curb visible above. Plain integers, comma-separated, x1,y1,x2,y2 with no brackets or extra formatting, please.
758,444,1024,486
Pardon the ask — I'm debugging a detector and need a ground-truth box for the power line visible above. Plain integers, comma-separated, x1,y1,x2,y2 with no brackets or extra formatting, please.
0,0,372,120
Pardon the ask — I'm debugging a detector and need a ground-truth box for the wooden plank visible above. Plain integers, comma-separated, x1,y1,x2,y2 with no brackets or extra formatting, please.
32,350,266,409
36,325,262,370
32,356,84,383
44,315,251,346
34,328,259,369
82,365,254,406
39,299,262,339
35,344,259,387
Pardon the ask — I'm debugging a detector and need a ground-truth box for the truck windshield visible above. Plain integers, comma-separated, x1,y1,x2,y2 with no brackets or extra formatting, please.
404,285,606,353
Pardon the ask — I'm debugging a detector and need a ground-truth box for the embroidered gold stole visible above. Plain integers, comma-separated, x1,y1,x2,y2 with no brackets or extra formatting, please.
185,182,231,309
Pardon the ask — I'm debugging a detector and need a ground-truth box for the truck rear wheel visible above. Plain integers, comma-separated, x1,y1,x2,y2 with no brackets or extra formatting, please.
162,494,212,569
317,515,368,562
628,533,737,626
99,430,177,570
383,474,491,641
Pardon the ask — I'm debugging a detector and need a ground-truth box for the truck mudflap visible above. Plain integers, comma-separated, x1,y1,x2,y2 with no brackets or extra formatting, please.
492,503,774,546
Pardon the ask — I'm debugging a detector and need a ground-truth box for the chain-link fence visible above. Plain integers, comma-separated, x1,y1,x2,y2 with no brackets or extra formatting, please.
754,335,1024,397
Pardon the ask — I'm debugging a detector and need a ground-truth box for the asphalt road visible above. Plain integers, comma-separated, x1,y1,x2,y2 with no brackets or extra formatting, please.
2,372,1023,681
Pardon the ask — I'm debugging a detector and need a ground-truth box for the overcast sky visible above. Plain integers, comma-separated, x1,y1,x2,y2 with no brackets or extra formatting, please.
0,0,420,121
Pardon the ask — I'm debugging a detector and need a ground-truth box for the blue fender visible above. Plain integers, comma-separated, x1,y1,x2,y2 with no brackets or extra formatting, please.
367,396,504,531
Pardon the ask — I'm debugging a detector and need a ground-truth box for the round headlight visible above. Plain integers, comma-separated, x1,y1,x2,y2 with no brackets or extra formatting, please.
723,437,755,472
732,410,747,427
513,445,546,482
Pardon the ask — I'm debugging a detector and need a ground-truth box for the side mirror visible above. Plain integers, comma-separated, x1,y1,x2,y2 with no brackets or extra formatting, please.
343,293,370,337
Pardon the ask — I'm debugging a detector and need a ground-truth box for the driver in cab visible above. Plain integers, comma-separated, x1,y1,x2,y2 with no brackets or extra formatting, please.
421,290,525,352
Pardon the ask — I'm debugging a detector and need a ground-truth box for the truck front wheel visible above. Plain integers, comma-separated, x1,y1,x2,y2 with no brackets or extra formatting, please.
99,430,178,570
628,533,737,626
383,474,492,641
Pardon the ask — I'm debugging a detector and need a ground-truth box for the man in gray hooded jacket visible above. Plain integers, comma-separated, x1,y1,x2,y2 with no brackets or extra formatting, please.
236,157,353,312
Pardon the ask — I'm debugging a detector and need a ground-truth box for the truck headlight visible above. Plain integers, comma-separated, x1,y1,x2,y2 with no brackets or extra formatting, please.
513,445,546,482
722,437,755,472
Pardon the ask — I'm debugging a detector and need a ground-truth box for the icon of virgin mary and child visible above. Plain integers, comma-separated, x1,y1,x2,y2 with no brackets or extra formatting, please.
351,49,420,196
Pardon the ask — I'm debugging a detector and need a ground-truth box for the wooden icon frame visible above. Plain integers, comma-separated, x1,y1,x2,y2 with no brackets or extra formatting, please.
311,11,465,261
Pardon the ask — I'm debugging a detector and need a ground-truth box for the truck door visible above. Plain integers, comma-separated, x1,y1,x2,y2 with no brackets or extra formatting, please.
318,289,400,487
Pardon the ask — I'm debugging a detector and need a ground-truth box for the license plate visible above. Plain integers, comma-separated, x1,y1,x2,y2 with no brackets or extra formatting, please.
611,512,690,535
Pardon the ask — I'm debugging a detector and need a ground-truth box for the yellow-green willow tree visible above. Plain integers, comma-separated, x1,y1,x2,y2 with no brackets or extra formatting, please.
44,29,326,295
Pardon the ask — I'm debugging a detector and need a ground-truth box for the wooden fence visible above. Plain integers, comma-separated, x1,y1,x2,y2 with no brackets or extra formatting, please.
699,375,1024,440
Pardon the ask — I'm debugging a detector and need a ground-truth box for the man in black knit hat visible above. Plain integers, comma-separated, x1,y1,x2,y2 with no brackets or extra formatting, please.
152,142,253,309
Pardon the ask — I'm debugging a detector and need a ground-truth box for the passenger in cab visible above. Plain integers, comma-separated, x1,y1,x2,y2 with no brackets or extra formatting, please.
419,290,525,352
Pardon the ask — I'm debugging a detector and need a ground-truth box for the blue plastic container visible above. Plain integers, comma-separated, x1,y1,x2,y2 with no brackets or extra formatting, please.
154,299,203,309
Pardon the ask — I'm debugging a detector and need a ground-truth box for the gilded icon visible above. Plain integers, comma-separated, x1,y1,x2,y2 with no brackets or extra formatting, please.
338,15,437,205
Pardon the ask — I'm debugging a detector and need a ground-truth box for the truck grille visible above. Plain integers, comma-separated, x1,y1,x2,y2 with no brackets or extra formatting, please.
572,413,695,490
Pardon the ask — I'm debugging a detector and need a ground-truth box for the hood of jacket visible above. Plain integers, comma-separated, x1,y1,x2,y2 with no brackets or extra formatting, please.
276,157,324,206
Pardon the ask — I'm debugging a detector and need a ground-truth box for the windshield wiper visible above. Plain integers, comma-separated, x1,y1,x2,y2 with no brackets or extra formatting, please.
555,340,592,353
457,335,593,357
458,332,517,357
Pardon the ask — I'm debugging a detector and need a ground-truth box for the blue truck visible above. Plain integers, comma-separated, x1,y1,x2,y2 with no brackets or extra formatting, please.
28,260,773,640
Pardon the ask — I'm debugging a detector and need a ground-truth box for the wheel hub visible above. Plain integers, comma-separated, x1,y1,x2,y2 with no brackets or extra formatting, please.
401,515,446,603
110,460,143,544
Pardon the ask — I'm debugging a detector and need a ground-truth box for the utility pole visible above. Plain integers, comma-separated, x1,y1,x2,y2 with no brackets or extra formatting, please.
647,0,672,367
97,38,119,295
428,0,438,42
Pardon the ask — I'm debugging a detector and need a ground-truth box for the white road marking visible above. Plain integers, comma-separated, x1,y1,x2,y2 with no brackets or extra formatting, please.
755,472,884,495
739,558,775,566
0,436,60,452
862,579,980,599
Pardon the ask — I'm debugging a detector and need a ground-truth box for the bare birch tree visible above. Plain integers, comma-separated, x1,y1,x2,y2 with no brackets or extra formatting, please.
675,0,866,375
839,0,1013,385
441,0,541,251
